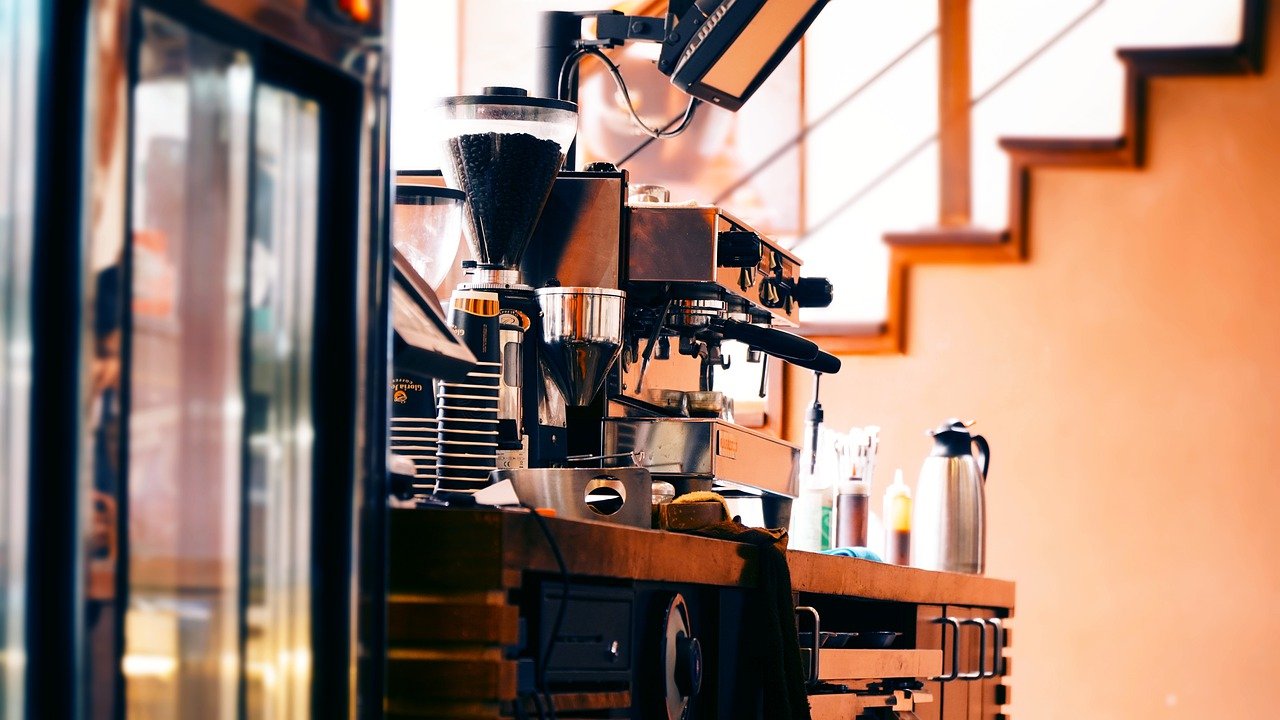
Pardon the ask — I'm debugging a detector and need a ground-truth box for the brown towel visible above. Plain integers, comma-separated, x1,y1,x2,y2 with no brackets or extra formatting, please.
685,521,811,720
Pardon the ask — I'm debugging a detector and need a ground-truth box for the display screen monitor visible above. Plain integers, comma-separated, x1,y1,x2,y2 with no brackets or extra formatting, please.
670,0,830,111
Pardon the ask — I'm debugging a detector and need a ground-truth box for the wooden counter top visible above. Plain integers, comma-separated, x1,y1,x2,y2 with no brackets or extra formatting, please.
389,508,1014,609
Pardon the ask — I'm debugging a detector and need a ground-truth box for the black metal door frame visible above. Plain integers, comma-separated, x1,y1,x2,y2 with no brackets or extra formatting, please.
24,1,390,717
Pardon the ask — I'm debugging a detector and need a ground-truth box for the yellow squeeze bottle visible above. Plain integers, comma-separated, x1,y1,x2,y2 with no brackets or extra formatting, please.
883,469,912,565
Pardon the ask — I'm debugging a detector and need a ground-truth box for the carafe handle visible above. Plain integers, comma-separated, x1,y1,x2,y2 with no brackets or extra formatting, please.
972,434,990,480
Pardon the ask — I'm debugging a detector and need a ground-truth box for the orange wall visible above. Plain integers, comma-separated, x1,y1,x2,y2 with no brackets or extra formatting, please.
788,14,1280,719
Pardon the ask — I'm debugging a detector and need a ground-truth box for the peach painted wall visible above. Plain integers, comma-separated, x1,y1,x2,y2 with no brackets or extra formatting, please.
787,11,1280,719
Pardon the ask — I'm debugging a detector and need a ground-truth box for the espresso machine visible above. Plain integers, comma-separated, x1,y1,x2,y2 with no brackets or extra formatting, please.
430,85,838,518
534,178,839,522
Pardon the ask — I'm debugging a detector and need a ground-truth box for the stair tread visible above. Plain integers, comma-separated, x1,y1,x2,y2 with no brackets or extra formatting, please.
884,226,1009,247
998,136,1126,152
1119,44,1261,75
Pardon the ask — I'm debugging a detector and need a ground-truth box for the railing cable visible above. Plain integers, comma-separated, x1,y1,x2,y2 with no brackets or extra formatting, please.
800,0,1107,241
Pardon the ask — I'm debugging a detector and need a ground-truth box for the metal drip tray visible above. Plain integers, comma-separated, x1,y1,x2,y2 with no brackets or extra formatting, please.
602,418,799,498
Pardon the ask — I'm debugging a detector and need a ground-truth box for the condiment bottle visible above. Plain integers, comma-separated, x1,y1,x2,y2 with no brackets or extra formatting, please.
790,374,830,551
883,469,912,565
835,478,869,548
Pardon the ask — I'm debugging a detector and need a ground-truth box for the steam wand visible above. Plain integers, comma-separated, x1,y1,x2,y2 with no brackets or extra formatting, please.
635,296,674,393
807,373,825,476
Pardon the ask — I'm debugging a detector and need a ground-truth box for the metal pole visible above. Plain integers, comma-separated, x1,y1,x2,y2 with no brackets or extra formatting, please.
536,11,584,168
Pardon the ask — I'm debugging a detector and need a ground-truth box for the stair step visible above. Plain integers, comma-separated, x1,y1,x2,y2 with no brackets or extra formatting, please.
1120,45,1261,76
884,226,1009,247
998,137,1131,167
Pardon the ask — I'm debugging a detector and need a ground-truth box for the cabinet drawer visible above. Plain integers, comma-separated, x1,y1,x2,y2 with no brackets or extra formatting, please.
816,649,943,681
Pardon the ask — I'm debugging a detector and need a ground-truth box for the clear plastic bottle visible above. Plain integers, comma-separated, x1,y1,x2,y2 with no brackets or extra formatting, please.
882,469,913,565
835,479,869,548
790,426,831,552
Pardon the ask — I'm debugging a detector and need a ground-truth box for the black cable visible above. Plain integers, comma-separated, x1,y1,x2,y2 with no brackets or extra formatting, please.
615,103,701,167
525,504,570,720
513,694,534,720
558,45,700,140
557,47,588,102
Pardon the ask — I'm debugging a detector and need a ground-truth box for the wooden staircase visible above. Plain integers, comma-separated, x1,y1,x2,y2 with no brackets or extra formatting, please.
811,0,1268,354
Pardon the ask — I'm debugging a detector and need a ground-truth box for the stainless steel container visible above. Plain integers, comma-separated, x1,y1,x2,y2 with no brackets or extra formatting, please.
602,417,799,498
912,420,990,574
536,286,625,405
491,467,652,528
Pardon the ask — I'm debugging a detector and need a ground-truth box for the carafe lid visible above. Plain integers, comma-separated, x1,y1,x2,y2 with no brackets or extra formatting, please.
929,418,976,457
929,418,972,437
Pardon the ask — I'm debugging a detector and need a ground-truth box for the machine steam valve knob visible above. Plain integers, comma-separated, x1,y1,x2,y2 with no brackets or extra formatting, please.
769,251,786,275
716,231,763,269
794,277,834,308
675,635,703,698
758,277,788,309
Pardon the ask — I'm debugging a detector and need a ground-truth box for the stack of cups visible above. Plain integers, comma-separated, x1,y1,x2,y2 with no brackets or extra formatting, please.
389,372,438,497
434,289,502,494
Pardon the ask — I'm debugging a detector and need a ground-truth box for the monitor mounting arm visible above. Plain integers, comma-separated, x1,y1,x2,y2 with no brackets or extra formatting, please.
536,4,707,103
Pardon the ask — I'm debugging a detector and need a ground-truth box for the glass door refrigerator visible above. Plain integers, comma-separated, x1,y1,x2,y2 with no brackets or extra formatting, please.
8,0,403,717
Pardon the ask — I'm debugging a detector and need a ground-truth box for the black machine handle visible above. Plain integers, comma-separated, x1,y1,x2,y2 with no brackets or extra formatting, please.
713,319,842,375
716,231,764,269
972,434,990,481
790,349,841,375
715,319,817,361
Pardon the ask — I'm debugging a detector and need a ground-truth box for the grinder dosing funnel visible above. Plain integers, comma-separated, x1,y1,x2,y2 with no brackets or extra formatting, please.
434,87,578,269
537,287,625,406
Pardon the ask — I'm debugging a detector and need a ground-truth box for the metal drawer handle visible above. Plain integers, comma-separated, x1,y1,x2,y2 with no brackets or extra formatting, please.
795,606,821,683
930,616,962,682
985,618,1004,678
959,618,987,681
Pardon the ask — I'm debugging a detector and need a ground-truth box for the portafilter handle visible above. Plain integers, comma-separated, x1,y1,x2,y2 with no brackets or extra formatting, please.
793,349,842,375
713,318,817,362
712,318,842,374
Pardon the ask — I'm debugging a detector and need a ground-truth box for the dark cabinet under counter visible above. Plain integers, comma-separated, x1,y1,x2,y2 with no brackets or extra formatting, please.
386,508,1014,719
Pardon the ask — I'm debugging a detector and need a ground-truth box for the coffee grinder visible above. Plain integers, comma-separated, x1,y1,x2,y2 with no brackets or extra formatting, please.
435,87,625,472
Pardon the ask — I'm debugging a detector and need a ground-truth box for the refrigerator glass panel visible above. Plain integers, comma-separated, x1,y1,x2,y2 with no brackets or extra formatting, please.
0,0,37,713
82,0,133,716
243,83,319,720
125,11,252,718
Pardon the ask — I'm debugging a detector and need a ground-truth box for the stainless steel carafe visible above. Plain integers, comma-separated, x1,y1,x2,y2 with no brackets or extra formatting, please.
912,419,990,574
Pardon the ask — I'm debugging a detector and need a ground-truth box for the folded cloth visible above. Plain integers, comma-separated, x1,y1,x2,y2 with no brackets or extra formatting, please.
685,521,811,720
822,546,884,562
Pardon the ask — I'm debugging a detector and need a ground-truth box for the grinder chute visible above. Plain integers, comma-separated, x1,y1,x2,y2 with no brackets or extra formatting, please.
536,286,626,407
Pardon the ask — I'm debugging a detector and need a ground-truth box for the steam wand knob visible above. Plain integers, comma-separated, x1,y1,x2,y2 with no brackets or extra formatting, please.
794,277,835,309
